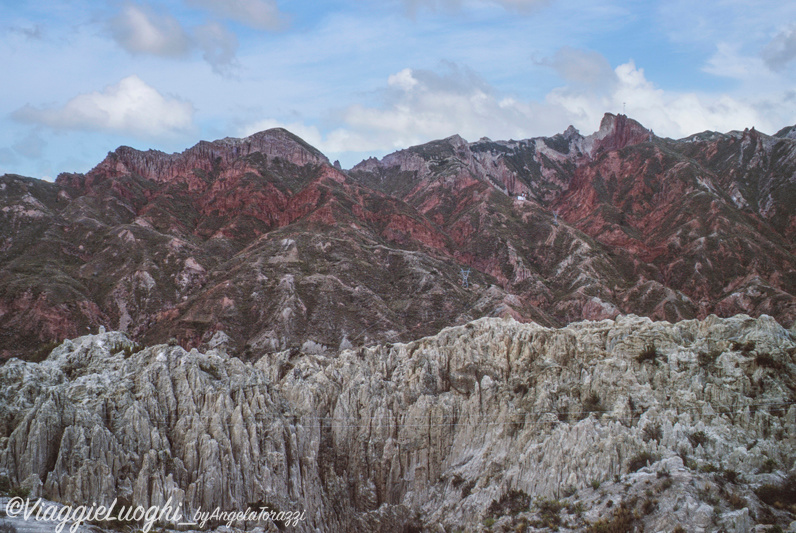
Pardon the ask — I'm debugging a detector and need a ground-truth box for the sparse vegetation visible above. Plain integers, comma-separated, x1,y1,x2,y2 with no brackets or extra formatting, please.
586,501,636,533
567,501,585,516
698,349,722,367
531,499,564,530
637,343,658,363
487,489,530,517
721,469,740,484
758,458,778,474
755,352,783,370
580,391,604,420
461,479,476,498
643,423,662,443
112,341,143,358
731,340,756,354
27,340,60,363
699,463,718,473
697,485,720,506
7,486,30,499
562,485,577,498
755,474,796,510
591,479,601,490
688,430,709,448
726,491,746,510
627,452,657,472
640,497,657,515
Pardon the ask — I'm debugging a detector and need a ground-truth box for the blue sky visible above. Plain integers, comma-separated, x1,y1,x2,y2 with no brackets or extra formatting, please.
2,0,795,179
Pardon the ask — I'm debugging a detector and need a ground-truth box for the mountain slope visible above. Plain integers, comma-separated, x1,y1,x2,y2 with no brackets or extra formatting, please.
0,114,794,359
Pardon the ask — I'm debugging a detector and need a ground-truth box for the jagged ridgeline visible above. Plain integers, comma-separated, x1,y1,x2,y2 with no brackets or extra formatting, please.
0,315,794,531
1,114,794,360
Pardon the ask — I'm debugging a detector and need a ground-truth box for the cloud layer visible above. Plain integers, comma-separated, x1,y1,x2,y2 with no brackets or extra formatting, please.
186,0,284,30
242,51,782,164
2,1,795,180
108,4,240,74
13,75,196,139
109,4,192,57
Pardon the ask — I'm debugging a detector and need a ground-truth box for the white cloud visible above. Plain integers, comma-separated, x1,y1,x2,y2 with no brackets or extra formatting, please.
108,4,240,74
537,46,617,87
239,54,793,164
762,24,796,71
12,75,196,140
194,22,239,75
185,0,284,30
240,62,552,156
490,0,549,12
549,60,774,137
12,130,46,159
703,43,767,80
109,4,192,57
404,0,549,15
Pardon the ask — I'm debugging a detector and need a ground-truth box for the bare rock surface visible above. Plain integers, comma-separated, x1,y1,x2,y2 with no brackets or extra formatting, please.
1,314,795,531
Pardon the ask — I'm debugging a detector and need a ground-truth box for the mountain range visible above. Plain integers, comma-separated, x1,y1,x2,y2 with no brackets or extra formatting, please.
1,113,794,360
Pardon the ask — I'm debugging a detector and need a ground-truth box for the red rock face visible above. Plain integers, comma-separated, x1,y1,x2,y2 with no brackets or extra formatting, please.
1,115,793,360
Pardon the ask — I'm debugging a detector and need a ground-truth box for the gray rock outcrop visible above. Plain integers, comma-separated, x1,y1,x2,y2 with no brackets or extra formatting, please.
1,314,794,531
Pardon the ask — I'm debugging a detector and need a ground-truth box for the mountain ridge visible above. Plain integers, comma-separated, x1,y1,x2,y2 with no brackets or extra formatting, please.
1,113,793,359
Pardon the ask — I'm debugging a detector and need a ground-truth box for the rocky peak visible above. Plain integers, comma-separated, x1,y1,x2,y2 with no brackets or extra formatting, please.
562,124,583,141
585,113,651,156
67,128,330,188
774,124,796,139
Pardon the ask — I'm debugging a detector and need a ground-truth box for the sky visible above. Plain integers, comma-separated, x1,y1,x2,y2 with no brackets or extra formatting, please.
2,0,796,180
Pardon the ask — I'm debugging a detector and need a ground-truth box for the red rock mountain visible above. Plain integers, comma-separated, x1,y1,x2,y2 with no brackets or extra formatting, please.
1,114,793,359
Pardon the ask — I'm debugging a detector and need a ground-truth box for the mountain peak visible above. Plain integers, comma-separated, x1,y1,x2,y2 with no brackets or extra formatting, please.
774,124,796,139
584,113,651,155
71,128,330,186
